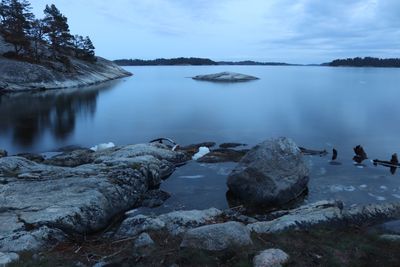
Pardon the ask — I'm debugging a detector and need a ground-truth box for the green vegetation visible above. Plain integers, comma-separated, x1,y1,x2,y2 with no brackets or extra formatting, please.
0,0,95,62
10,225,400,267
326,57,400,67
114,57,294,66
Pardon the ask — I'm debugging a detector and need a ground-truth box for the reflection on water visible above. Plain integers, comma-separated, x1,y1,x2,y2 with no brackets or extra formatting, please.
0,82,117,152
2,66,400,211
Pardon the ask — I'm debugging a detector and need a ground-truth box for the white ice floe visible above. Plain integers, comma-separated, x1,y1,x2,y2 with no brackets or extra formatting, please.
90,142,115,152
179,175,204,179
392,194,400,199
380,185,388,190
368,193,386,201
192,146,210,160
359,184,368,189
330,185,356,192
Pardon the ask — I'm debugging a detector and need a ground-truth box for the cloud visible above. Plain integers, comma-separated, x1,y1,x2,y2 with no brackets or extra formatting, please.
29,0,400,63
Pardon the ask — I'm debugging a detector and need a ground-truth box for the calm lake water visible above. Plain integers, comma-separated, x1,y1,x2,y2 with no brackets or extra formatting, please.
1,65,400,212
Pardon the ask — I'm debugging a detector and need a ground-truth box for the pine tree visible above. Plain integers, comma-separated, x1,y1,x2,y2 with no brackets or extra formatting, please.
0,0,34,55
83,36,95,57
43,4,72,56
30,18,45,60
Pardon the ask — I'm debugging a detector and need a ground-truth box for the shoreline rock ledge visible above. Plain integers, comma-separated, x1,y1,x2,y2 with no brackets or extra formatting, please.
192,71,259,82
227,137,310,207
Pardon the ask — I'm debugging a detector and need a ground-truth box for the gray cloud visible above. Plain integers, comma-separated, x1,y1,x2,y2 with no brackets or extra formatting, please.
30,0,400,63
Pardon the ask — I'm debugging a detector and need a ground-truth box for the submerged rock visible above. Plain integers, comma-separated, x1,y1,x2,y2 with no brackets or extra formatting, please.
197,148,249,163
227,137,310,207
180,221,252,251
0,143,188,252
192,72,259,82
253,248,289,267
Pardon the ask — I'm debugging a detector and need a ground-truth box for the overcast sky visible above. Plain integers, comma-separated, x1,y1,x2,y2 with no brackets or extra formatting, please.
31,0,400,63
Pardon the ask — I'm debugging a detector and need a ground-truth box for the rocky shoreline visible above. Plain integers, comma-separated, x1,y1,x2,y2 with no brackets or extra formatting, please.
0,56,132,93
1,139,400,266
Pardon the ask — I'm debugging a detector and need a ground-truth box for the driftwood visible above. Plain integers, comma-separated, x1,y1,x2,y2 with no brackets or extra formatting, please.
373,153,399,174
149,138,179,151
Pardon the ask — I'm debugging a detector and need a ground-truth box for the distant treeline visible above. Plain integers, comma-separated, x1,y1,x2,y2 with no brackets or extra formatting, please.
114,57,293,66
326,57,400,67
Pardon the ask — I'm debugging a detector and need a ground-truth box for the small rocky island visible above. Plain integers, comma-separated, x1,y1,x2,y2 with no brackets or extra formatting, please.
192,71,259,82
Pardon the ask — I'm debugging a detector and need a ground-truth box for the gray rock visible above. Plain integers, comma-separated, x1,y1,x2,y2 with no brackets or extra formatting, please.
0,252,19,266
158,208,223,235
373,219,400,234
0,144,187,252
0,149,7,158
181,221,253,251
134,233,155,248
227,137,309,206
117,208,223,237
379,234,400,242
0,36,131,93
192,72,259,82
116,215,165,237
248,200,343,234
141,190,171,208
253,249,289,267
43,149,95,167
15,153,45,163
248,200,400,234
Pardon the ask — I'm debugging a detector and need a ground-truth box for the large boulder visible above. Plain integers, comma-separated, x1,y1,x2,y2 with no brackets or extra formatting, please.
180,221,252,251
227,137,309,206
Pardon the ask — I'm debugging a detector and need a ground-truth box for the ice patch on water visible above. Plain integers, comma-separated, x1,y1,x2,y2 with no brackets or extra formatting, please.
192,147,210,160
359,184,368,189
91,142,115,151
178,175,204,179
380,185,388,190
392,194,400,199
368,193,386,201
217,167,232,176
330,185,356,192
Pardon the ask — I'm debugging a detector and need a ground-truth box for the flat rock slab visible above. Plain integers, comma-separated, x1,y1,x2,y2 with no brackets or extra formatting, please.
192,72,259,82
116,208,223,237
180,221,253,251
248,200,400,234
0,143,188,252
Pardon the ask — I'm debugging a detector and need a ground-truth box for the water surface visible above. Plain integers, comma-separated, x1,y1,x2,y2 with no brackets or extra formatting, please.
1,66,400,211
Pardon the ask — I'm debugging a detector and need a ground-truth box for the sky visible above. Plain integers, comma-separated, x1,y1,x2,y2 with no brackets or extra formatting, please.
30,0,400,64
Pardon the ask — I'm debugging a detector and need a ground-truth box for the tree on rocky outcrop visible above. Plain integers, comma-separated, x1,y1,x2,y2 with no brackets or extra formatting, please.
43,4,72,56
71,34,95,61
30,18,45,60
0,0,34,56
